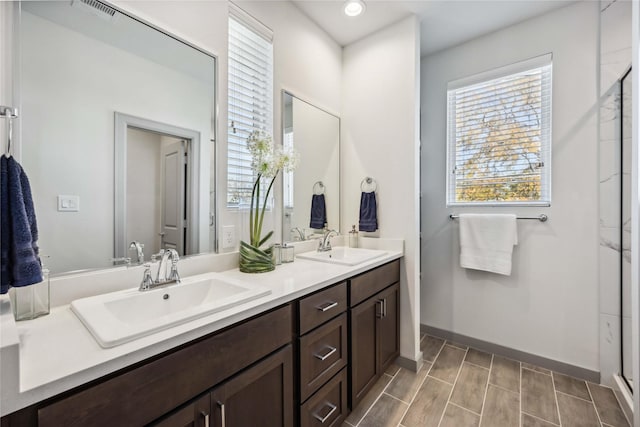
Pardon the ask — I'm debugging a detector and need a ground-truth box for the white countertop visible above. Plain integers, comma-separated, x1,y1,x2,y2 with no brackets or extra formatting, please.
0,238,403,416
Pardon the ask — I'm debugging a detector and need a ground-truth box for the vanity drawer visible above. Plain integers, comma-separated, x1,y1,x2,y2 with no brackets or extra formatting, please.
299,281,347,334
350,259,400,307
300,368,348,427
299,313,348,402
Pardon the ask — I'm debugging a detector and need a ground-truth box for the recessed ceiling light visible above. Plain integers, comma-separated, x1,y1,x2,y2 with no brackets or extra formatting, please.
344,0,366,17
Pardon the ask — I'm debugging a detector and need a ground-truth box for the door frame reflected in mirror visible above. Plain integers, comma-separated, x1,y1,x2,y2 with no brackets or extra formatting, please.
114,112,201,259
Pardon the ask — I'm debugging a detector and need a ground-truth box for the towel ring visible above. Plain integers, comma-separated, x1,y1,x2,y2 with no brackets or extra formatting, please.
1,106,18,157
313,181,325,195
360,177,377,192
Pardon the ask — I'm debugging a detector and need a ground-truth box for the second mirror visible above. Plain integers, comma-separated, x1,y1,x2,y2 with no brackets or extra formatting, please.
282,91,340,243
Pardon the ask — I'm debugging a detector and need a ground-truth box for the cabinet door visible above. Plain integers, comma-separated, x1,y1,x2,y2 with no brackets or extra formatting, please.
151,395,210,427
211,345,293,427
350,296,379,408
378,283,399,371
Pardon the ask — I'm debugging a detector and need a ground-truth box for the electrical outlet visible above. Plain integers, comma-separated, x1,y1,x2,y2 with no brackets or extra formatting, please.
222,225,235,249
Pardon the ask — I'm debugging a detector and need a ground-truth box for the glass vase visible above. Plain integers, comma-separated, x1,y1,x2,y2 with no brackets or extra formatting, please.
12,268,50,321
239,241,275,273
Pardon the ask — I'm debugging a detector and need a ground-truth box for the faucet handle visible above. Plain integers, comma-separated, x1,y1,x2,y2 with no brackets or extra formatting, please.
151,249,165,263
168,252,180,283
168,262,181,283
139,263,154,291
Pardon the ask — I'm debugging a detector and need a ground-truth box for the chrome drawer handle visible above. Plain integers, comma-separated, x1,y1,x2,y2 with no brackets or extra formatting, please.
217,401,226,427
313,402,337,424
314,345,337,361
316,301,338,312
200,411,210,427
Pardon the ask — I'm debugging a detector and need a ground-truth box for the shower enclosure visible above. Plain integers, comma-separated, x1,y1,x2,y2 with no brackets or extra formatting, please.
621,66,632,391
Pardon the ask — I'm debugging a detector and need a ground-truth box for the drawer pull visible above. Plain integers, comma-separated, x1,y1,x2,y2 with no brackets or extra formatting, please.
314,345,337,361
376,299,384,318
217,401,226,427
313,402,338,424
200,411,210,427
316,301,338,312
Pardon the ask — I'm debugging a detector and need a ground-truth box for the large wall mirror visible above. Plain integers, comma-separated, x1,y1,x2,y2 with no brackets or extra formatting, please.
282,91,340,242
18,1,217,275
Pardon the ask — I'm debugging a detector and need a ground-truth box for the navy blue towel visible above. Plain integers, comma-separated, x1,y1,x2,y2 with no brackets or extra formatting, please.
1,156,43,294
309,194,327,229
359,191,378,232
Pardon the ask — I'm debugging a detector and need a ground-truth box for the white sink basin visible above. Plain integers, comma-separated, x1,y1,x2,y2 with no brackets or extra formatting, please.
296,247,387,266
71,273,271,348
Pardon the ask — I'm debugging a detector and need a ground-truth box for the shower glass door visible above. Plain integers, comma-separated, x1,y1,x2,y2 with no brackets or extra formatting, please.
621,67,633,390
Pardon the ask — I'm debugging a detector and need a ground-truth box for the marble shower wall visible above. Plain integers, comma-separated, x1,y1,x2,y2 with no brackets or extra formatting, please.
598,0,631,387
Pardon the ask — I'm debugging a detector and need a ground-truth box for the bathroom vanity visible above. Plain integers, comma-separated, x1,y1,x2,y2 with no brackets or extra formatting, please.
0,247,402,427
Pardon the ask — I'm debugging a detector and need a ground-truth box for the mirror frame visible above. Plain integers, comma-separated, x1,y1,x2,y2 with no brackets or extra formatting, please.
281,90,341,243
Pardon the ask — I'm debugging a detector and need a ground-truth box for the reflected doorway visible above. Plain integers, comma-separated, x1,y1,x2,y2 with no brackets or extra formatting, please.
126,128,189,256
114,113,201,261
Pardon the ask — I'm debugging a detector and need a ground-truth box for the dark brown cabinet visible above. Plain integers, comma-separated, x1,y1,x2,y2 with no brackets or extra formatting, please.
210,345,293,427
152,345,293,427
349,260,400,409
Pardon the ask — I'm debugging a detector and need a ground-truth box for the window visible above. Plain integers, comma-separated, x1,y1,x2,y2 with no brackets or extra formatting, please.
227,6,273,208
446,54,552,206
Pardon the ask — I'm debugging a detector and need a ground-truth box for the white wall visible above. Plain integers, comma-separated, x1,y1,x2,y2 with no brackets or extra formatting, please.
126,128,162,257
342,16,422,365
0,2,17,158
20,10,213,273
421,2,600,371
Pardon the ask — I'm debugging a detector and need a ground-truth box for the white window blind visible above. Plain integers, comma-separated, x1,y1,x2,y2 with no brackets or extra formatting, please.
227,9,273,208
446,54,552,206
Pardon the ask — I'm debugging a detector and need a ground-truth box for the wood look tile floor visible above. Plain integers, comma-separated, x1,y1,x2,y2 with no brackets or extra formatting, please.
343,335,631,427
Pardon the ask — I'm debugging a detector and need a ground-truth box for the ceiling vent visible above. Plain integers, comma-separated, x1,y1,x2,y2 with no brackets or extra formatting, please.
70,0,117,22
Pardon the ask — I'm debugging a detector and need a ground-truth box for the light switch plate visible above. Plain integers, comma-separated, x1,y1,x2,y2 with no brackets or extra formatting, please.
58,195,80,212
222,225,235,249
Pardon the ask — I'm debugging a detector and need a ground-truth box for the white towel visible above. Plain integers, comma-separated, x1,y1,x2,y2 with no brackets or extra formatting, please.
459,214,518,276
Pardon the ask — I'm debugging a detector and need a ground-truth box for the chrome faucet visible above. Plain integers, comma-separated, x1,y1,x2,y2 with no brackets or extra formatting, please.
291,227,305,241
318,229,339,252
139,249,181,291
156,249,181,284
129,241,145,264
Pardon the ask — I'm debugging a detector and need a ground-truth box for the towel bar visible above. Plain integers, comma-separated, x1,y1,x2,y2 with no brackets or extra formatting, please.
449,214,548,222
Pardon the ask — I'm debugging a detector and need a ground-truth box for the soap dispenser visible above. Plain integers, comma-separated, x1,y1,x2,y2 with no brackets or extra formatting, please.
348,225,359,248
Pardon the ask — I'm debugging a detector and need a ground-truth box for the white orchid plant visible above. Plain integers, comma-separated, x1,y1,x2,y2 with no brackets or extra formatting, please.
246,130,299,249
